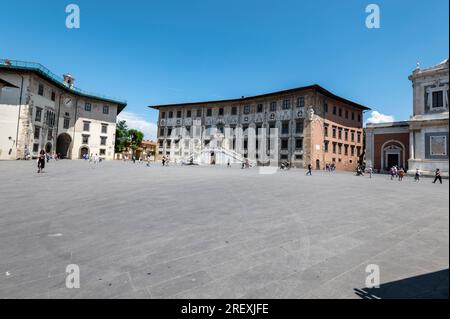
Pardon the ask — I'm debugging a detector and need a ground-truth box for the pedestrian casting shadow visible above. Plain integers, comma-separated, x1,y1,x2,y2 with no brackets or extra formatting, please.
354,269,449,299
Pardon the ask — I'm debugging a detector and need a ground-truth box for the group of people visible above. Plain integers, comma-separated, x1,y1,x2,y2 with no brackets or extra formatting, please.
161,155,170,167
325,163,336,172
36,150,63,173
389,166,407,181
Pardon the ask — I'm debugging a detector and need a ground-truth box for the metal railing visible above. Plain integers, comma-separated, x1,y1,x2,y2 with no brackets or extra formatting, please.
0,59,127,104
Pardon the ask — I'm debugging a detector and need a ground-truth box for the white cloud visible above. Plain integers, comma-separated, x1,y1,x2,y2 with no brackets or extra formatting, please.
117,111,157,140
365,111,395,125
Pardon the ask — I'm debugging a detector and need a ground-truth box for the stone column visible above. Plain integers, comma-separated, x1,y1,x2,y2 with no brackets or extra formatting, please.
409,130,415,160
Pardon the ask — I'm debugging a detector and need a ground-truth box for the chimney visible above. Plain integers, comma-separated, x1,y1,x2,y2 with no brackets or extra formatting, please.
63,74,75,88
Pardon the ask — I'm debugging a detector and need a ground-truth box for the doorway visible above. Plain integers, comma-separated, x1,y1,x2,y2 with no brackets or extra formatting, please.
56,133,72,159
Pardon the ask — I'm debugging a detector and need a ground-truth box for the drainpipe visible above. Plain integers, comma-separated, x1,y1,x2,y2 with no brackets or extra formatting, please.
14,74,24,159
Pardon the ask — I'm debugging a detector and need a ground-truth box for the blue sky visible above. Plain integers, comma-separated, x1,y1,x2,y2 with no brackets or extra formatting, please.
1,0,448,139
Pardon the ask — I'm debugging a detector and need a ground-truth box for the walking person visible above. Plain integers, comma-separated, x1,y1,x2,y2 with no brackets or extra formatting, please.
414,169,420,182
162,155,166,167
367,166,373,178
306,163,312,176
37,150,46,173
398,168,405,181
390,166,395,180
433,168,443,184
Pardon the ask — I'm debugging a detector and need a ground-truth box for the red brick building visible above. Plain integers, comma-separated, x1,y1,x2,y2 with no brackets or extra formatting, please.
365,122,410,172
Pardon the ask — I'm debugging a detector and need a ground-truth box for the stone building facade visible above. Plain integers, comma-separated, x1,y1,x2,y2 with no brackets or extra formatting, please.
0,59,127,161
150,85,369,170
366,59,449,176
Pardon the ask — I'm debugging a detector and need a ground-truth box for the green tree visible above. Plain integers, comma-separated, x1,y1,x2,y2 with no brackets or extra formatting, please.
128,129,144,155
115,120,128,153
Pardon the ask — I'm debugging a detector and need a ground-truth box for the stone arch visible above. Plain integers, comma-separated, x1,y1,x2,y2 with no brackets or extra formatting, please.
56,133,72,159
381,140,406,170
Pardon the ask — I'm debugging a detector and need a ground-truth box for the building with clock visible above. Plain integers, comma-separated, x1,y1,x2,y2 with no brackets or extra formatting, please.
0,59,127,161
149,84,369,170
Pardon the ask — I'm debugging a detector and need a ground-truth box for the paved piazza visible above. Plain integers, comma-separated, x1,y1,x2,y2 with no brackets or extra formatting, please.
0,160,448,299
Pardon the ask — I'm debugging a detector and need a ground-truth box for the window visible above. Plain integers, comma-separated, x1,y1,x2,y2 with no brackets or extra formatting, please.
281,122,290,135
333,106,337,115
99,149,106,156
159,140,164,148
297,97,305,108
186,110,192,118
345,110,349,119
324,125,329,137
281,139,289,150
357,147,361,157
34,126,40,139
38,84,44,96
344,129,348,141
45,110,56,127
332,126,337,138
357,114,361,123
270,102,277,112
168,111,173,118
351,131,355,142
357,132,361,143
282,99,290,110
159,128,165,137
352,112,355,120
83,121,90,132
332,142,337,154
219,108,224,116
344,144,349,156
206,108,212,117
82,135,89,144
338,143,342,155
167,127,172,136
85,103,92,112
103,105,109,114
47,129,53,140
101,124,108,134
32,143,40,153
231,107,237,115
432,91,444,108
295,138,303,150
35,107,42,122
338,128,342,140
338,108,342,117
243,105,250,114
257,104,263,113
280,154,288,160
51,91,56,101
351,145,355,156
324,141,329,152
100,136,107,146
196,109,202,117
63,118,70,129
161,111,166,119
296,120,304,134
323,102,328,113
295,154,303,160
177,110,182,118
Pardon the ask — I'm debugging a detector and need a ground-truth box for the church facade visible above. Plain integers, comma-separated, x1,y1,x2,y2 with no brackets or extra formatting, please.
366,59,449,176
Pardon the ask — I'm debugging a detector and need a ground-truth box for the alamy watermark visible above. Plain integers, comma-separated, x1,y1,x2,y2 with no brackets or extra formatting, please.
65,264,80,289
66,4,80,29
365,4,381,29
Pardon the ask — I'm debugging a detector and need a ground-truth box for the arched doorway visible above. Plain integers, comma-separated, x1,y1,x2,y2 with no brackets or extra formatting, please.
315,159,321,170
79,146,89,159
56,133,72,159
45,142,52,153
381,140,406,171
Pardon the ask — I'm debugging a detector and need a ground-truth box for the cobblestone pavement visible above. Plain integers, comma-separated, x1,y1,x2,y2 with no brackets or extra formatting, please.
0,160,448,299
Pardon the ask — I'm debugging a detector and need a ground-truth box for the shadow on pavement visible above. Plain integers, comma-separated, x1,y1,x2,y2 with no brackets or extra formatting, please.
354,269,449,299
